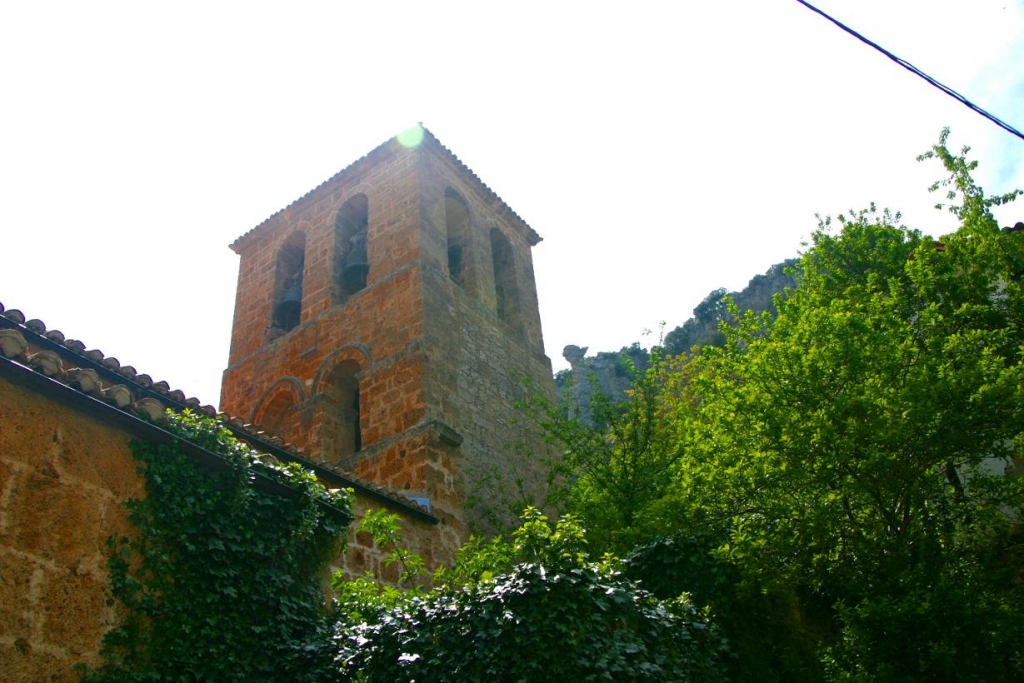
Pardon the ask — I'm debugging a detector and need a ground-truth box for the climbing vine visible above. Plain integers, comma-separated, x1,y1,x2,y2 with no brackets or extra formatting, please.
84,410,351,683
333,509,727,682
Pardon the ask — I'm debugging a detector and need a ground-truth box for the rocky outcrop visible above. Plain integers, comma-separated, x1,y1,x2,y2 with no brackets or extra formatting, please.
558,343,648,422
558,259,798,417
662,259,798,356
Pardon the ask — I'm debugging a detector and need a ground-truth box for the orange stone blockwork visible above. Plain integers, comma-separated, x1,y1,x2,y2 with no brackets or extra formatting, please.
0,127,558,681
0,380,143,682
221,129,557,566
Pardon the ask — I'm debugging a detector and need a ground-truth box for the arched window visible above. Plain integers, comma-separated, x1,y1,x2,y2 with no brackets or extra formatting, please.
272,232,306,333
334,194,369,303
490,227,522,330
255,390,298,441
445,189,470,286
319,360,361,463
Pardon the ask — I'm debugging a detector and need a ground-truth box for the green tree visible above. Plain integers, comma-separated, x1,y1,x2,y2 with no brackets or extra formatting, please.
680,132,1024,680
534,350,687,553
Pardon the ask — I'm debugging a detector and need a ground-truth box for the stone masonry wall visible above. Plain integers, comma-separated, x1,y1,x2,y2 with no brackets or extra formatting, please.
1,369,446,681
0,379,142,682
417,146,556,534
224,141,419,369
220,138,464,572
344,423,465,567
221,139,426,448
222,130,556,556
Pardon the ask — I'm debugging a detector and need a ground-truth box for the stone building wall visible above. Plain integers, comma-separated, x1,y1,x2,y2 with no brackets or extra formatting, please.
0,311,447,682
0,377,141,681
418,146,555,532
223,142,421,371
220,136,456,564
1,127,558,681
221,128,556,544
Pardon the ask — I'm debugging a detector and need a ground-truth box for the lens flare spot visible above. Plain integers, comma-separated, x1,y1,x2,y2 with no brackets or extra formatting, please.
396,124,425,148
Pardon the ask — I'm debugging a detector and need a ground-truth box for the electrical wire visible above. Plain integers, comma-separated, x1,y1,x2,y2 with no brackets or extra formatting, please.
794,0,1024,143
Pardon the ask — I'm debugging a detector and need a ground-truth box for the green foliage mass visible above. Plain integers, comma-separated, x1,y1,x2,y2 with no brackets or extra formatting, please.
84,412,720,682
682,133,1024,679
84,410,351,683
333,509,727,682
543,131,1024,681
535,350,686,553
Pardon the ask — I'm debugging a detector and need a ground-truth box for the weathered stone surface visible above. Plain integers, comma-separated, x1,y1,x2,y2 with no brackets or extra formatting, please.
221,131,557,572
0,549,35,641
559,343,649,424
559,259,799,421
0,639,81,683
0,379,141,680
37,564,110,656
0,129,559,682
0,328,28,358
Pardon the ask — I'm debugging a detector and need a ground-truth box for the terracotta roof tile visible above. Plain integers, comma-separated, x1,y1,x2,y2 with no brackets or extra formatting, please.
68,368,102,393
103,384,134,408
28,350,64,376
134,397,166,421
0,329,28,359
3,308,26,325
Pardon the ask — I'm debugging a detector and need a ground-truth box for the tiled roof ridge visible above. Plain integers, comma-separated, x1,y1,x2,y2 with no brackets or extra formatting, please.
230,124,540,251
0,300,437,523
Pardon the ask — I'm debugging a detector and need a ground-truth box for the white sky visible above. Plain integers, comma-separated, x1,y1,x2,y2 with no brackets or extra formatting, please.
2,0,1022,409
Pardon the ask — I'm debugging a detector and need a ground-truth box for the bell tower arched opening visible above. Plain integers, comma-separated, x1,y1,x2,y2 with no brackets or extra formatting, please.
445,189,471,288
318,359,362,464
271,231,306,333
334,194,369,304
490,227,522,333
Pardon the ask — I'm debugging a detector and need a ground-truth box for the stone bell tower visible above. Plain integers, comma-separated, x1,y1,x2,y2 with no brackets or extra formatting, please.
220,126,555,537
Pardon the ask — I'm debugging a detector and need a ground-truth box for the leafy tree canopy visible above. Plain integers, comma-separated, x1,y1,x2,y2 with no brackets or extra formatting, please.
541,130,1024,681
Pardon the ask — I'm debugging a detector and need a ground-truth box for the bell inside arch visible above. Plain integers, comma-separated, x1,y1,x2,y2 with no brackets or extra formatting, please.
274,284,302,331
341,241,369,293
342,262,369,293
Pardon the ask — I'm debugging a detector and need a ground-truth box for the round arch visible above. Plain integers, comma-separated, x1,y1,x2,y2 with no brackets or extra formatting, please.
250,376,306,426
311,344,371,464
311,343,372,396
444,188,472,287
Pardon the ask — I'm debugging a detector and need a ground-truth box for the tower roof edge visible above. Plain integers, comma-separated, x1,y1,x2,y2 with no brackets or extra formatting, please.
229,126,541,254
418,127,542,247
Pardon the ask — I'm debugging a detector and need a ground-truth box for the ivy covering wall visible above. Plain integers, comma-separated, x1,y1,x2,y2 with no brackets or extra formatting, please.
84,411,351,683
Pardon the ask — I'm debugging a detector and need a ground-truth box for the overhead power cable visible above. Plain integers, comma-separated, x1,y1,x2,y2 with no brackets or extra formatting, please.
794,0,1024,143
